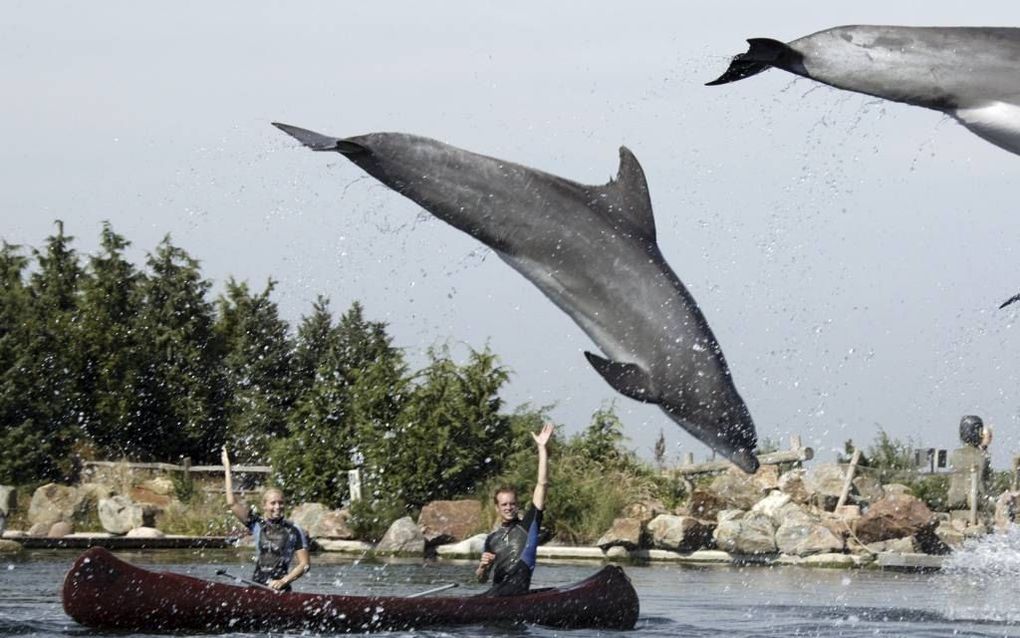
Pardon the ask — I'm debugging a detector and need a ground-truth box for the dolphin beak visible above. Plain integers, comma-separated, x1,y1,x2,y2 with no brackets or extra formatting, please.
729,447,760,474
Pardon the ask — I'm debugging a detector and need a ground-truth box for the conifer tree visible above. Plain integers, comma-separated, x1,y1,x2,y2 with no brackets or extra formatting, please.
77,223,144,455
216,278,294,461
131,236,225,462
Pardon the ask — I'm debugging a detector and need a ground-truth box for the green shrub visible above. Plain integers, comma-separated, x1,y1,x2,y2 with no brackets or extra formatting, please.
347,497,408,543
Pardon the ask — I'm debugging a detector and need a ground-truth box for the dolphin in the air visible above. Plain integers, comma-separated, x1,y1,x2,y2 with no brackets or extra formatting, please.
273,122,760,472
707,26,1020,157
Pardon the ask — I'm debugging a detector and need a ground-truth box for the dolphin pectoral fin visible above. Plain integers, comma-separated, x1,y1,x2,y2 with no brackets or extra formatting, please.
272,122,369,155
584,148,657,242
705,37,798,86
1000,292,1020,309
583,352,658,403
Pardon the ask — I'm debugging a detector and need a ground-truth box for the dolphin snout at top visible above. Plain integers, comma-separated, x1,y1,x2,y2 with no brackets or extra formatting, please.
274,122,761,472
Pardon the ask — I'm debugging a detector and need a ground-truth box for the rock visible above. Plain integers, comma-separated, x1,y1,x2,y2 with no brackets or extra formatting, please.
803,464,852,510
855,494,935,544
686,489,730,521
126,526,165,538
709,472,762,510
713,511,776,555
28,522,49,537
993,490,1017,532
778,469,811,504
2,530,27,539
647,514,714,552
596,518,645,550
98,496,156,534
852,475,885,504
131,478,175,509
751,491,791,525
798,553,858,568
750,464,781,492
434,533,488,557
28,484,84,527
914,520,953,555
882,484,913,497
0,485,15,516
77,483,116,503
375,516,425,554
290,503,355,540
775,517,844,556
622,499,668,523
834,505,861,521
47,521,74,537
0,539,22,554
418,500,483,545
865,537,916,554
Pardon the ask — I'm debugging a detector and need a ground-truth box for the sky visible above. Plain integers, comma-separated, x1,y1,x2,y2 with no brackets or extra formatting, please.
2,1,1019,468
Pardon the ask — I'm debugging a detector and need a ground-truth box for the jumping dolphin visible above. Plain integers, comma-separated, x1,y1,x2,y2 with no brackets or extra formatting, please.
273,123,760,472
707,26,1020,157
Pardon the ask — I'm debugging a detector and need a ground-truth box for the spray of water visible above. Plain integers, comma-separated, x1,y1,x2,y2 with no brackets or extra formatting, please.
938,525,1020,623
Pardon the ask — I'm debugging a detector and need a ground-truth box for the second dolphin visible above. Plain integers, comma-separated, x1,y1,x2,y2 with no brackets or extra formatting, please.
274,123,760,472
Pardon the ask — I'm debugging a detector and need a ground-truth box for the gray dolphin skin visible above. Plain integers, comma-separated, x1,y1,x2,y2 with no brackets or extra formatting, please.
273,122,760,472
707,26,1020,157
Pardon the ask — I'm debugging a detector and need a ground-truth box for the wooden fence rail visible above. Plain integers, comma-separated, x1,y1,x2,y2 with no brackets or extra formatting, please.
670,435,814,477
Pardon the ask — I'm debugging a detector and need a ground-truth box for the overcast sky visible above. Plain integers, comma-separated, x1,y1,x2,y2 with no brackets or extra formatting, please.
3,1,1019,468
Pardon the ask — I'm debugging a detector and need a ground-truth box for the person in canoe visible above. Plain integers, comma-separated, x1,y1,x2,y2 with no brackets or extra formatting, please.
476,422,554,596
222,446,311,591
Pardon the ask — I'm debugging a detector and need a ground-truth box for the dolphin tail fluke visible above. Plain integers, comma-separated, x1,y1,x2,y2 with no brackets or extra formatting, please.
272,122,368,155
584,352,657,403
705,38,792,86
999,292,1020,309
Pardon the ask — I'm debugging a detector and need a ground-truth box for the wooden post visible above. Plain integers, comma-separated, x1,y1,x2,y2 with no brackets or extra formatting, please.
836,448,862,510
348,469,362,503
969,467,979,525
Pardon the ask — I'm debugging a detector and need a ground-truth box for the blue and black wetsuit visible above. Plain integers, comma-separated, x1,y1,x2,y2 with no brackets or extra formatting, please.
245,512,308,590
482,504,543,597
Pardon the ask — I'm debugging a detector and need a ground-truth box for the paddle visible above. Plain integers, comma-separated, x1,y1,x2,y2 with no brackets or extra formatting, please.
215,568,279,593
406,583,458,598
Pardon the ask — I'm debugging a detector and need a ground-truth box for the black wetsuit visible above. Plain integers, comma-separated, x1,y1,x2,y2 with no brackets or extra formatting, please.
245,512,308,590
482,504,543,596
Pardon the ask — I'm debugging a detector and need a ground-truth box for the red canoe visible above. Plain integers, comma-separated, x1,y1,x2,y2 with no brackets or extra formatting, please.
62,547,640,632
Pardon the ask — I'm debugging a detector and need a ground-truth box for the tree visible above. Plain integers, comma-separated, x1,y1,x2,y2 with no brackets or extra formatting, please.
77,223,145,455
359,346,512,509
216,278,294,460
131,237,225,461
291,295,334,400
271,302,406,506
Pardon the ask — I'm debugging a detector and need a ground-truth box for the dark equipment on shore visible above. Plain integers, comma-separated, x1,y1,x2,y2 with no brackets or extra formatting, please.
62,547,639,632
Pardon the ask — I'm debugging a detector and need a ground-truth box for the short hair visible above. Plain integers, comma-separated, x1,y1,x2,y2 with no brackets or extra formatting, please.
262,487,284,503
492,486,517,504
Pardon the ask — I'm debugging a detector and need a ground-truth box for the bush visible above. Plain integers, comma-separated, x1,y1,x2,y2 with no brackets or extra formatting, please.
347,497,407,543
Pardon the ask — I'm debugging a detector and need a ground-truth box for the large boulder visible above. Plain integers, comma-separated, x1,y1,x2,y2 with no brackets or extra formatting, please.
647,514,714,552
778,469,811,504
418,500,483,545
375,516,425,554
750,491,792,526
750,465,781,493
709,471,762,510
0,485,15,516
852,475,885,504
131,477,176,509
685,489,731,521
47,521,74,537
855,494,935,544
596,518,644,550
98,496,156,534
290,503,354,540
28,484,85,527
775,511,844,556
713,511,777,555
803,464,852,510
622,499,668,523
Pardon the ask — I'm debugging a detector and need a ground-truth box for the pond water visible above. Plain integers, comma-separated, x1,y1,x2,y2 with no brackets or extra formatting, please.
2,536,1019,638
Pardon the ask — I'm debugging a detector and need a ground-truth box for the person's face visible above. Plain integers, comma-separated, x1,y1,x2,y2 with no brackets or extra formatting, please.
495,492,518,523
263,491,285,520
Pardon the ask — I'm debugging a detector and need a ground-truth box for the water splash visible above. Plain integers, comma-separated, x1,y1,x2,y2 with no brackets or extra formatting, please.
938,525,1020,623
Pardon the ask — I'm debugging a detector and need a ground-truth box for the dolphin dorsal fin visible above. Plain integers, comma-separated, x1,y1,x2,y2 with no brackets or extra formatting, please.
584,351,658,404
585,147,657,243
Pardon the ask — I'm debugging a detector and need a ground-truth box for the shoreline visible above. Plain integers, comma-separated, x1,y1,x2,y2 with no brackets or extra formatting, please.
1,533,942,571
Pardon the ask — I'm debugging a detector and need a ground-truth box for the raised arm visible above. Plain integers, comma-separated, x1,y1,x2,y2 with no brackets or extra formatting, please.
531,423,554,510
222,446,250,523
